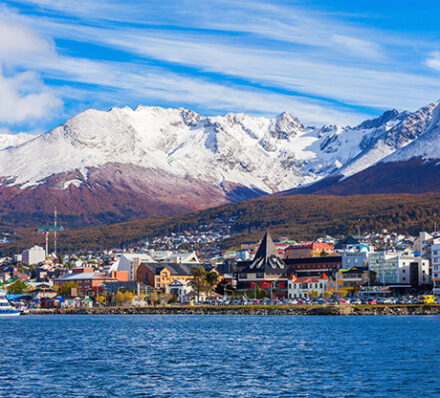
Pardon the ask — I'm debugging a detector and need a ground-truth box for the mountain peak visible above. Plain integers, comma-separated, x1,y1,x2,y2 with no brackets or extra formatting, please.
356,109,402,130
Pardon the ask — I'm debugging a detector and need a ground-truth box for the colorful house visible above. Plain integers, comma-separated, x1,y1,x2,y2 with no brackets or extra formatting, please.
285,242,334,258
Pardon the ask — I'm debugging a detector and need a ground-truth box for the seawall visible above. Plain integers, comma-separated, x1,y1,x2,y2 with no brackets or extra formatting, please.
27,304,440,316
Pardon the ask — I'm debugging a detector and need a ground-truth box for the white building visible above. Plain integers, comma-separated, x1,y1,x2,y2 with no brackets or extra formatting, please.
369,252,429,286
21,245,46,265
431,243,440,294
168,279,193,303
288,276,328,299
342,251,369,269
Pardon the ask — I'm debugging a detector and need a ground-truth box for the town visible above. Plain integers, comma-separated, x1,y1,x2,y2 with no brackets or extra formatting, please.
1,226,440,312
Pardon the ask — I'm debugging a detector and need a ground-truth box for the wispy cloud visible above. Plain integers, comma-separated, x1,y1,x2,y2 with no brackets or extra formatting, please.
1,0,440,132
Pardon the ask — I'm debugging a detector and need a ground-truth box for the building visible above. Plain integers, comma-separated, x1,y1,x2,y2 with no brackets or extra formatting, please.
136,263,195,291
109,253,156,281
341,251,369,269
285,242,333,259
54,272,117,296
22,246,46,265
368,252,430,286
284,255,342,278
327,267,370,295
287,275,328,299
168,279,193,303
237,231,288,293
431,242,440,294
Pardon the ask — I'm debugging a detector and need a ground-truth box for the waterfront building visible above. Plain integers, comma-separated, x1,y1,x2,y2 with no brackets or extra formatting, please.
54,272,117,296
368,252,430,286
284,255,342,278
287,275,328,299
168,279,193,303
135,263,195,291
327,267,370,295
431,242,440,294
22,246,46,265
237,231,288,291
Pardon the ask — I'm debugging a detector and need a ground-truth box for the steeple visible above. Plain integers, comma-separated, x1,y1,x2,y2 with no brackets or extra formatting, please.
249,230,285,270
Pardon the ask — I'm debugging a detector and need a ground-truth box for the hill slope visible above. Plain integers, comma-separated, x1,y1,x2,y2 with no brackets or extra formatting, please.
3,193,440,255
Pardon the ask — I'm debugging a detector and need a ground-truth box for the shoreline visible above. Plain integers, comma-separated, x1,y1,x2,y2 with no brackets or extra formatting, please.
25,304,440,316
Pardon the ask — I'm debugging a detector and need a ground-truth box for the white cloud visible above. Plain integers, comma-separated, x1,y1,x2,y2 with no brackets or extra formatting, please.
331,34,383,59
426,51,440,71
0,69,62,124
0,18,62,126
2,0,440,129
0,20,53,61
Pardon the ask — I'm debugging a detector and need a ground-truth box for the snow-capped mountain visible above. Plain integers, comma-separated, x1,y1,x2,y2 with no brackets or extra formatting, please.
289,99,440,195
0,132,34,151
1,100,440,226
0,105,406,190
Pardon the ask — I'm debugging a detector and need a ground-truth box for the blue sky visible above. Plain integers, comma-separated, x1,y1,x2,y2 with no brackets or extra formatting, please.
2,0,440,134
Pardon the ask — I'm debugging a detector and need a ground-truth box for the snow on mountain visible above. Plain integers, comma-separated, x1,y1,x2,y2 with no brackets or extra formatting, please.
0,132,34,151
0,105,404,193
379,100,440,163
336,101,439,178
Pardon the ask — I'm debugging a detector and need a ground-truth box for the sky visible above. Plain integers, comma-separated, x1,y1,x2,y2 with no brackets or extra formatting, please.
2,0,440,134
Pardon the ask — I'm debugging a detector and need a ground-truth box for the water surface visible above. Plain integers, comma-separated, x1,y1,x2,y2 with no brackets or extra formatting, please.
1,315,439,397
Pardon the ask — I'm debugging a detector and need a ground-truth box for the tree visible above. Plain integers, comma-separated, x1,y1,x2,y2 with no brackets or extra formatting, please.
58,281,79,297
308,290,319,299
114,291,124,306
206,271,219,297
189,266,207,302
96,295,105,306
7,280,28,294
123,291,134,306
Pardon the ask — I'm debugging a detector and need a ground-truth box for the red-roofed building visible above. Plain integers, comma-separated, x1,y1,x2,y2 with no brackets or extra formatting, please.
285,242,334,259
287,275,329,299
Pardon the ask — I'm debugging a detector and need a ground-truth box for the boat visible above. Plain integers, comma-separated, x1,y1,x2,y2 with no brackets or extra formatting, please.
0,289,20,316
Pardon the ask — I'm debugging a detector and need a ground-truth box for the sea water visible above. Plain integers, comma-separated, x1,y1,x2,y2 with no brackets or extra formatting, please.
1,315,439,397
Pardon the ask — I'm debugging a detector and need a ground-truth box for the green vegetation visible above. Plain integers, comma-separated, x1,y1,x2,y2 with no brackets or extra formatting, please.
2,193,440,254
58,281,79,297
6,280,28,294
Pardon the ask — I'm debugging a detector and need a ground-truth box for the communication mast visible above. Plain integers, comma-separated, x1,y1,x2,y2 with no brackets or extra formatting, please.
37,207,64,258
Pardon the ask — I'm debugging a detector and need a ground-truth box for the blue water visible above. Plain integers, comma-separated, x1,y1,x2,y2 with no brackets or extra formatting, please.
1,315,439,397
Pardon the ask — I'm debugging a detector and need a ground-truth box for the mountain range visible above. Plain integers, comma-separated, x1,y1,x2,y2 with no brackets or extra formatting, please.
1,99,440,226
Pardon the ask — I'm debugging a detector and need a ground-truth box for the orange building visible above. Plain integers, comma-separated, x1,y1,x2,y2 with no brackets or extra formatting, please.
285,242,334,258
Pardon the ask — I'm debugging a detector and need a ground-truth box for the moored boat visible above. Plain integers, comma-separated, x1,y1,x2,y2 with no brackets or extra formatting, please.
0,289,20,316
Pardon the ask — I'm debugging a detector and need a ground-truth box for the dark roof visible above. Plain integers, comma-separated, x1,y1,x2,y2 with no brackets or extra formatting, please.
335,236,370,249
142,263,194,276
241,231,286,274
284,255,342,265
